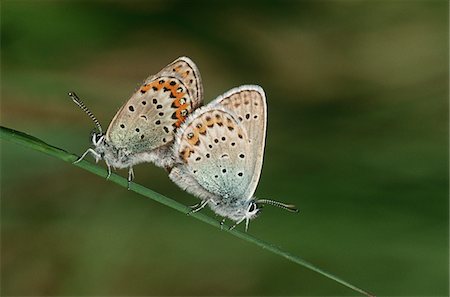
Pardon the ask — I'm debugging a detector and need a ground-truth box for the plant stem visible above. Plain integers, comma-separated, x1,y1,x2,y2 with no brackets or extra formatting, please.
0,125,375,297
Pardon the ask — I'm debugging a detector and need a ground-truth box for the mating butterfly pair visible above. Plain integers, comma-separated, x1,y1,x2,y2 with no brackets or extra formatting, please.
70,57,297,231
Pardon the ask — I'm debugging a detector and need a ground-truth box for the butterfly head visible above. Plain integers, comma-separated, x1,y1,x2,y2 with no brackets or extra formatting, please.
90,129,105,147
245,200,261,220
238,200,260,231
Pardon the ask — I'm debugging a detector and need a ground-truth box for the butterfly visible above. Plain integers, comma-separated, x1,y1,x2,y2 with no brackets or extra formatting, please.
69,57,203,187
168,85,298,231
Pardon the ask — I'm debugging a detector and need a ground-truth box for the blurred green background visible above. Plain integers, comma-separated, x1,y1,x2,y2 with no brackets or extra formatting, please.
1,0,448,296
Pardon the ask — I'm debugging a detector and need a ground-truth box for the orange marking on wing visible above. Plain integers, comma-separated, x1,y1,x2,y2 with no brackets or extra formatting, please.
143,79,192,128
205,115,214,127
195,123,207,135
211,114,223,126
172,98,187,108
173,103,190,127
140,84,151,92
187,132,199,146
163,81,182,93
143,80,162,92
180,147,194,162
158,80,191,127
163,81,188,107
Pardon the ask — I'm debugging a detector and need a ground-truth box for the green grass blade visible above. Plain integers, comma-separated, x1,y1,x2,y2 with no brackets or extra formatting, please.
0,125,375,297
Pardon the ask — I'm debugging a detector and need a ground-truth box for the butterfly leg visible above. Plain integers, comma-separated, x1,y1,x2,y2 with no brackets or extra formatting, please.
187,199,209,215
73,148,100,164
220,217,226,230
127,167,134,190
189,198,215,209
229,217,246,231
105,161,112,180
189,202,201,209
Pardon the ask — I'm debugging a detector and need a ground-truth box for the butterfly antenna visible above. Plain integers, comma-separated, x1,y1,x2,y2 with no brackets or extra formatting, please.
68,92,103,133
256,199,299,213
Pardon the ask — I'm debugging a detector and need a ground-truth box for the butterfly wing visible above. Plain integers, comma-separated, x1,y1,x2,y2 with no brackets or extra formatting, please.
172,105,256,201
211,85,267,199
160,57,203,105
106,57,203,154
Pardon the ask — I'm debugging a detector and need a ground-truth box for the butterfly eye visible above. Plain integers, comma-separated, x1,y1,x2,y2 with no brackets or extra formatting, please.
248,202,258,214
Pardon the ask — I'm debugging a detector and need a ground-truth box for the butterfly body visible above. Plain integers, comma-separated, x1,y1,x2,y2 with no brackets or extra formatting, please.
87,133,173,170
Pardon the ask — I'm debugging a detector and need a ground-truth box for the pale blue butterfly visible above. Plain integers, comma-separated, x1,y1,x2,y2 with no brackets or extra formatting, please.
169,85,298,231
68,57,203,187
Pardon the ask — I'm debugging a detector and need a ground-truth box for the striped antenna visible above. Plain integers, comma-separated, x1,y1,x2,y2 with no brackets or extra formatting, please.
256,199,299,213
68,92,103,134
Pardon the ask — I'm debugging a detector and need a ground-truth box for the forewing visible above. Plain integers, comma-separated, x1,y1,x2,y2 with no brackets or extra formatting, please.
106,57,203,153
173,107,255,200
212,85,267,199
